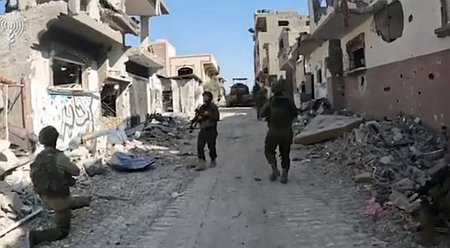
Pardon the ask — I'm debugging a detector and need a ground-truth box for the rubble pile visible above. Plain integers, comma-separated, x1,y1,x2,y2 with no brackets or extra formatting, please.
306,114,448,212
0,153,39,238
299,98,334,123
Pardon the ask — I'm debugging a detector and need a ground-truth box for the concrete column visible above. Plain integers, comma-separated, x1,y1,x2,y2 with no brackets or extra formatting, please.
141,16,150,42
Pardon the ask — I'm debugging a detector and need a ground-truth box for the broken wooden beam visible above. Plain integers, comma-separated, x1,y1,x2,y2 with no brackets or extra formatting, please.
0,207,43,238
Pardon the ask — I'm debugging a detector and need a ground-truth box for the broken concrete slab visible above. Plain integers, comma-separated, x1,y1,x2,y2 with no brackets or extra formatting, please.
0,149,19,176
392,178,415,192
354,172,373,183
389,190,420,213
294,115,362,145
78,158,107,177
0,192,23,215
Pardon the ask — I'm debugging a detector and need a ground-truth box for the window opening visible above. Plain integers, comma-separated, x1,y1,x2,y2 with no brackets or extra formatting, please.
177,67,193,76
52,58,83,87
346,33,366,71
278,20,289,27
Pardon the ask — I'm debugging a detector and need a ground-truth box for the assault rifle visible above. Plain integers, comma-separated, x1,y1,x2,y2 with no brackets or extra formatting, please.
189,104,208,132
410,163,450,203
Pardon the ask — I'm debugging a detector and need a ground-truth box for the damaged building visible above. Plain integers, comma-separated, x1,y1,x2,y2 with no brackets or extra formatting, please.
150,41,224,115
277,15,310,105
0,0,168,150
297,0,450,131
252,10,307,95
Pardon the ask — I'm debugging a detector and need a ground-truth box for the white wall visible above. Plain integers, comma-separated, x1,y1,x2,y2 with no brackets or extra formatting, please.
341,0,450,70
148,74,163,113
30,50,101,150
305,40,329,99
171,78,203,117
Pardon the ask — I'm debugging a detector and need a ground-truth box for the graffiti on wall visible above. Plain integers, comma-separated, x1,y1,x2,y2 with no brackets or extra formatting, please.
36,93,100,150
59,96,94,141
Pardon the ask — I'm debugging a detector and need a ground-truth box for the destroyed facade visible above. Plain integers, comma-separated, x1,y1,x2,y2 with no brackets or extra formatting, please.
253,0,450,131
0,0,225,151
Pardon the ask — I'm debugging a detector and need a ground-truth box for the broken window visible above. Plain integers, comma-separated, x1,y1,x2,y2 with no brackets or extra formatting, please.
436,0,450,37
279,39,285,51
442,0,450,25
313,0,331,24
101,84,118,117
346,33,366,71
256,17,268,32
278,20,289,27
319,0,328,8
80,0,88,11
317,69,323,83
52,58,83,87
177,67,193,76
374,1,404,43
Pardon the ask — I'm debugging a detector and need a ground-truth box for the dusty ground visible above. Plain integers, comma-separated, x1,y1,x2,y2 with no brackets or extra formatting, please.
8,108,450,247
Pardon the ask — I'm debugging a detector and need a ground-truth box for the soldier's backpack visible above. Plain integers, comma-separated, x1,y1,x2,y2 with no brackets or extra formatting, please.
30,148,70,197
269,96,294,129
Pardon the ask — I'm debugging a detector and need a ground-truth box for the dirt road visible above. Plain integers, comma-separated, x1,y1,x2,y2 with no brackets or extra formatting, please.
133,107,381,248
36,108,420,248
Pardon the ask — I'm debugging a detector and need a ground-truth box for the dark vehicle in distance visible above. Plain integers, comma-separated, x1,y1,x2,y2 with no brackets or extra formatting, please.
226,78,254,107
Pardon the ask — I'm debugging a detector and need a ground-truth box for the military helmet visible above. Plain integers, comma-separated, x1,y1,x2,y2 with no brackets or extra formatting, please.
271,81,285,94
38,126,59,147
203,91,213,99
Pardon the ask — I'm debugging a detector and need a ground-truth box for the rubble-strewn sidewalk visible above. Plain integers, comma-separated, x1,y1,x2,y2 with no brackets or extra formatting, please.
292,99,450,246
0,114,202,247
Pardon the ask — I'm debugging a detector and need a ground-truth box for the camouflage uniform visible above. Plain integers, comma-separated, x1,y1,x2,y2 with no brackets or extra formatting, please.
196,92,220,170
419,176,450,246
28,126,91,247
255,88,268,121
260,83,298,184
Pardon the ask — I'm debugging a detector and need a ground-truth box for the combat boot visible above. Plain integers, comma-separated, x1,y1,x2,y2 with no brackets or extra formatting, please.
280,169,289,184
196,159,206,171
270,164,280,181
209,160,217,168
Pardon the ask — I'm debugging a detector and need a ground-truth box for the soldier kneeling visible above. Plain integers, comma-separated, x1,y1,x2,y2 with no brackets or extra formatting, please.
27,126,91,247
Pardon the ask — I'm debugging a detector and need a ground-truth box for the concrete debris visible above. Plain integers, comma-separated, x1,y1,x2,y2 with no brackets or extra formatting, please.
0,148,19,177
0,192,23,216
294,115,362,145
379,156,392,165
389,190,420,213
78,158,107,177
300,98,334,120
300,113,448,213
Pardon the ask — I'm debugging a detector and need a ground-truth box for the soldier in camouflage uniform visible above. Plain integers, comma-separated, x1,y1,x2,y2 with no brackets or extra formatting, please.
260,81,298,184
418,175,450,246
27,126,91,247
195,91,220,171
255,86,268,121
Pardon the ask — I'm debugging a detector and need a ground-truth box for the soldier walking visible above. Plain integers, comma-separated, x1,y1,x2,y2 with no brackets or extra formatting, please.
255,85,268,121
260,81,298,184
196,91,220,171
27,126,91,247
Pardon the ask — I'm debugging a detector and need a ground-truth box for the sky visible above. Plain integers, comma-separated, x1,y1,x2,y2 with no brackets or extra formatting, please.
0,0,308,90
127,0,309,90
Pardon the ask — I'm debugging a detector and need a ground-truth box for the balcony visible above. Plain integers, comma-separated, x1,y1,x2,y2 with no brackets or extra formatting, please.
125,0,169,16
310,0,388,39
297,34,325,56
278,47,291,71
127,38,165,69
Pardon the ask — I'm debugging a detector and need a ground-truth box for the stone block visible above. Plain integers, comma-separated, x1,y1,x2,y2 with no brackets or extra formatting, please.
389,190,420,213
294,115,362,145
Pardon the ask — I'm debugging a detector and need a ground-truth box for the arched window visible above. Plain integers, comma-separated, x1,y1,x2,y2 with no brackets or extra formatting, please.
178,67,193,76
